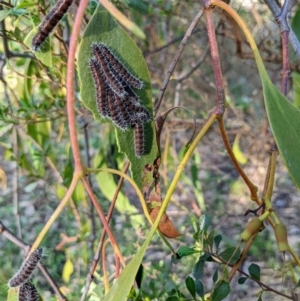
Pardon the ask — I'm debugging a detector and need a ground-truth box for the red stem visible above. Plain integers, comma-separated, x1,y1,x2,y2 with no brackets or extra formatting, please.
66,0,89,171
204,7,225,116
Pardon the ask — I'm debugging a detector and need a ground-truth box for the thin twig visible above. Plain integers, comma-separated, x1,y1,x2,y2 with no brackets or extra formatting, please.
217,118,259,203
177,43,210,83
81,120,96,251
143,28,202,57
154,9,204,116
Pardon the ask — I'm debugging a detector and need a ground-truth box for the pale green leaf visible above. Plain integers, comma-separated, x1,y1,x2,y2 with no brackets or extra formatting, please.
24,28,52,68
78,5,158,190
0,10,11,21
6,287,18,301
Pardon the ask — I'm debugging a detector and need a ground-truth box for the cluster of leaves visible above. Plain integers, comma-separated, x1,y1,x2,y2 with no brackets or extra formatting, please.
126,215,269,301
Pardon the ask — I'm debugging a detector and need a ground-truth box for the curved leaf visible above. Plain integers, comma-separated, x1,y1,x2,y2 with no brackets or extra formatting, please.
78,5,158,189
211,280,230,301
215,1,300,189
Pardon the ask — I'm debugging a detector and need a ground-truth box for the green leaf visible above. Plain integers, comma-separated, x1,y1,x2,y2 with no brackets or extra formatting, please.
199,215,211,232
27,121,51,150
102,231,152,301
262,78,300,189
218,247,240,264
292,72,300,109
212,268,218,283
291,8,300,42
94,149,144,226
0,9,10,21
214,234,222,250
177,246,199,258
7,287,18,301
211,280,230,301
78,4,158,190
195,279,204,298
120,0,149,14
295,278,300,288
248,263,260,281
238,277,247,284
192,254,210,279
243,18,300,189
16,0,36,9
190,215,198,233
24,28,52,68
206,229,215,249
185,276,196,298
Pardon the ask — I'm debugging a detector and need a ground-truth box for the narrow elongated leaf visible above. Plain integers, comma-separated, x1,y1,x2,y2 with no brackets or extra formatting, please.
262,79,300,189
102,223,156,301
219,1,300,190
78,5,158,190
291,8,300,41
292,72,300,109
185,276,196,298
195,279,204,297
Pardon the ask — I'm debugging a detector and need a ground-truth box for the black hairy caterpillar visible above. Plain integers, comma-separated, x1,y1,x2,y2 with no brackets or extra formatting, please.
8,248,43,288
19,282,39,301
97,44,143,89
130,105,151,125
92,44,126,97
134,123,145,157
32,0,73,50
89,59,110,118
107,90,131,130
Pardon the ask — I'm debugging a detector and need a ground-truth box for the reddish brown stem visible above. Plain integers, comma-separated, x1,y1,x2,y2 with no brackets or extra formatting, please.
82,178,125,266
228,236,256,282
280,30,290,96
217,118,259,203
203,5,225,116
66,0,87,171
80,162,130,301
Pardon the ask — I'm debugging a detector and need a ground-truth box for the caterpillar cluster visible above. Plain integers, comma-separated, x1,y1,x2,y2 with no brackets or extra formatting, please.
32,0,73,50
90,43,151,157
8,248,42,300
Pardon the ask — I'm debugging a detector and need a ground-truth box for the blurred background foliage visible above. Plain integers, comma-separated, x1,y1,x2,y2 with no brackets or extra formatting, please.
0,0,300,300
